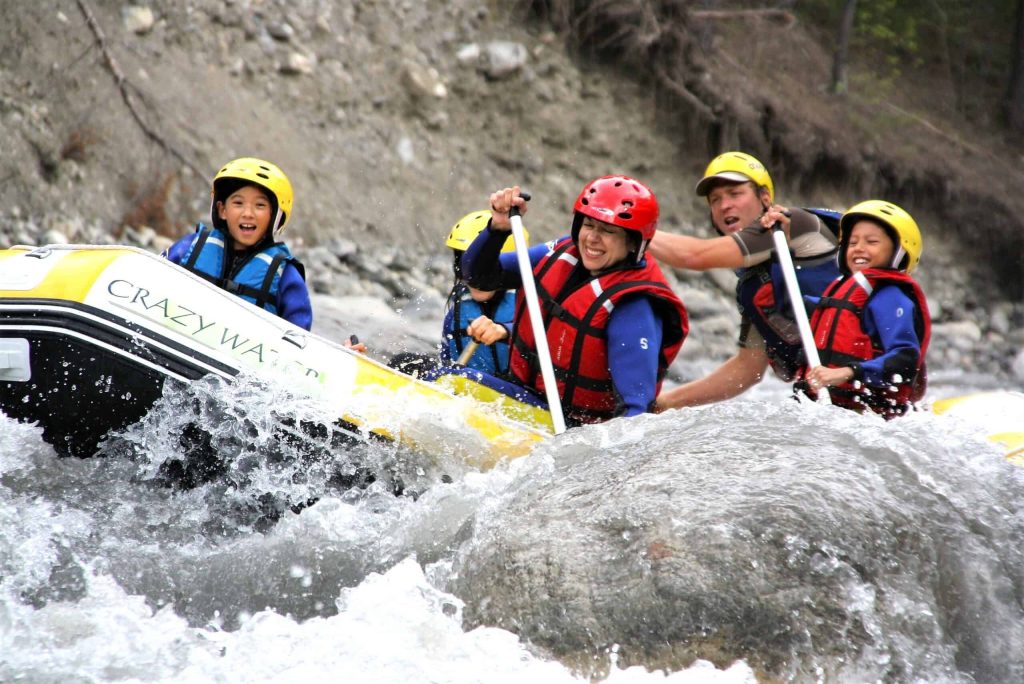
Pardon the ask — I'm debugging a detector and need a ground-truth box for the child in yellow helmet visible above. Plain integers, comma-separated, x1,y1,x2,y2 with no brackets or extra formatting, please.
389,210,522,376
440,210,521,373
164,157,313,330
799,200,931,418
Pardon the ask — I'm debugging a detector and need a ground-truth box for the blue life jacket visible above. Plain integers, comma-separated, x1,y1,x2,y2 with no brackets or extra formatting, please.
735,208,842,381
443,284,515,374
180,224,303,316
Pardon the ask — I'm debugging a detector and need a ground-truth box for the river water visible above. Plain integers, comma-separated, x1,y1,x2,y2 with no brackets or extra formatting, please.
1,365,1020,683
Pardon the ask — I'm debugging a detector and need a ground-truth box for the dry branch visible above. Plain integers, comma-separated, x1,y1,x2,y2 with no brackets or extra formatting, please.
75,0,204,178
653,64,717,122
690,9,797,28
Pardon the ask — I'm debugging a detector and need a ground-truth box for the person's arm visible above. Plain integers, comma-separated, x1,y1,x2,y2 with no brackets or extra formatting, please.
648,207,831,272
163,233,196,264
462,227,552,291
655,345,769,410
856,287,921,387
647,231,744,271
461,224,517,290
606,297,663,417
277,264,313,331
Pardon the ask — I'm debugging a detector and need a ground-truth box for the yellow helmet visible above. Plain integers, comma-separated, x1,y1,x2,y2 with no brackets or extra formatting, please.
445,210,526,253
695,151,774,203
212,157,294,237
839,200,923,274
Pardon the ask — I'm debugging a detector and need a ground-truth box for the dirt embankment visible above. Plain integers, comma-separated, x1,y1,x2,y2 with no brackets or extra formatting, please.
1,1,1022,375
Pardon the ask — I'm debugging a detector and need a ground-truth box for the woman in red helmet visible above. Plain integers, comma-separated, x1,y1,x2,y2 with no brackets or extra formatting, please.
461,177,689,426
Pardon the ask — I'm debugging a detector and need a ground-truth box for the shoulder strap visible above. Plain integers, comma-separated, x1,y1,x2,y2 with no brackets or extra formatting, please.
802,207,842,238
182,225,227,286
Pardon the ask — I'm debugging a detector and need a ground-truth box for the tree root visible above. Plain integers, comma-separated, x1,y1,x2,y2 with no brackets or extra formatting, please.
75,0,205,178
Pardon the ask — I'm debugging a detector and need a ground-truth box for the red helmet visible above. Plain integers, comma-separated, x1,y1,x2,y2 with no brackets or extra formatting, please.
571,175,659,241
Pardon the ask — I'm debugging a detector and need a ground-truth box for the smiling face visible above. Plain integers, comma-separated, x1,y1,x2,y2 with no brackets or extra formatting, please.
217,184,273,250
706,181,769,234
577,216,631,273
844,220,896,273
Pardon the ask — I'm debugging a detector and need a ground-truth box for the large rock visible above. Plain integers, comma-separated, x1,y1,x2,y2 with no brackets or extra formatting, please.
448,404,1024,681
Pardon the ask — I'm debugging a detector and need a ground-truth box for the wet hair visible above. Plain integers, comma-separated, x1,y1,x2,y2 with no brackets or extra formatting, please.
451,249,463,281
625,230,642,256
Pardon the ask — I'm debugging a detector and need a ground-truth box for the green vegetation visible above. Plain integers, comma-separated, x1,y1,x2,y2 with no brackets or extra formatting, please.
798,0,1020,124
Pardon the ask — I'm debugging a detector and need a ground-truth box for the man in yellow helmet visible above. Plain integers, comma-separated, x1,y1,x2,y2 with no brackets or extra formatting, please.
164,157,313,330
798,200,931,418
648,151,842,408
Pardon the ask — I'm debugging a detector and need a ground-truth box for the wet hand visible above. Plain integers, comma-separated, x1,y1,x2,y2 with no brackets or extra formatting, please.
488,185,527,231
805,365,853,389
466,315,508,345
760,205,792,239
344,334,367,354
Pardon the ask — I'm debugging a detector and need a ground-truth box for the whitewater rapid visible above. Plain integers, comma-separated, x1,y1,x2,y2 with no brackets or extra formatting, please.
1,367,1019,683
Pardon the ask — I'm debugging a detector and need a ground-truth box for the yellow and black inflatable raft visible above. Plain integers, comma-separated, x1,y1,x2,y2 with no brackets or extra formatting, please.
0,245,553,468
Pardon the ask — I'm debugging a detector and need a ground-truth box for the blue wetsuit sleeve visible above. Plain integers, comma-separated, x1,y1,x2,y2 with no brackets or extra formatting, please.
164,234,195,264
858,286,920,387
607,296,663,417
277,263,313,331
462,226,552,290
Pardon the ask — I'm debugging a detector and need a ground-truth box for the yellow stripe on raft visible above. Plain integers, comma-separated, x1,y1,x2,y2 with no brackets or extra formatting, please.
990,432,1024,466
344,356,550,469
931,392,1024,465
433,373,555,432
0,248,123,301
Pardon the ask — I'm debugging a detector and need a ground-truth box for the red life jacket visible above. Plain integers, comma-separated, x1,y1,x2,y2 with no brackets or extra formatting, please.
509,238,688,424
805,268,931,418
738,254,840,381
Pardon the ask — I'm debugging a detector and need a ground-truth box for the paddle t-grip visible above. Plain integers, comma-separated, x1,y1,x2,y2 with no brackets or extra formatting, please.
509,190,531,217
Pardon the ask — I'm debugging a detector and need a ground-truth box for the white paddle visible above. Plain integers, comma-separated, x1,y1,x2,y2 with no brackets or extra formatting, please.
509,193,567,434
771,222,831,404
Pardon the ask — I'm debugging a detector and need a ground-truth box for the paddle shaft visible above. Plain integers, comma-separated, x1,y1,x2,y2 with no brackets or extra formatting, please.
771,224,831,404
510,207,567,434
454,340,479,367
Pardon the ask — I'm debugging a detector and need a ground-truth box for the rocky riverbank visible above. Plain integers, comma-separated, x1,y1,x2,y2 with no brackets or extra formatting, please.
3,212,1021,395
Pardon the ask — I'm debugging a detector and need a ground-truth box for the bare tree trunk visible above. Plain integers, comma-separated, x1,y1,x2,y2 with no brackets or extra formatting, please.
830,0,858,95
1006,0,1024,131
926,0,955,106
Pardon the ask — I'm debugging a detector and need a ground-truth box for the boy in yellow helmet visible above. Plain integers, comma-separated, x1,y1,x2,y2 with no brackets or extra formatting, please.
164,157,313,330
799,200,931,418
648,151,841,409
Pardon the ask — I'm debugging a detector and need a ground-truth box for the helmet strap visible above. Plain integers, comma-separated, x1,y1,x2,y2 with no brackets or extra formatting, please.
271,209,281,234
891,245,907,271
635,238,648,263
